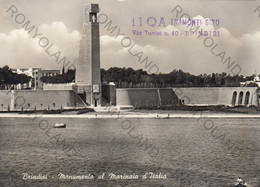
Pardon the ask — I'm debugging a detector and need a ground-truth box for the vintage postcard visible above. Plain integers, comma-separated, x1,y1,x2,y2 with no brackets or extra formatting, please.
0,0,260,186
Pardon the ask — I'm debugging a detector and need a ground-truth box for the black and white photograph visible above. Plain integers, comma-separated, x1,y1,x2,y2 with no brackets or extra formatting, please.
0,0,260,186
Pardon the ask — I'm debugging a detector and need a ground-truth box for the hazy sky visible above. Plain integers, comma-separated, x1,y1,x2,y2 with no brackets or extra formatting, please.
0,0,260,75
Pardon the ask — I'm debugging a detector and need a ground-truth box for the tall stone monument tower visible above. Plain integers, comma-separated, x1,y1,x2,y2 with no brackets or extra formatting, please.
76,4,101,107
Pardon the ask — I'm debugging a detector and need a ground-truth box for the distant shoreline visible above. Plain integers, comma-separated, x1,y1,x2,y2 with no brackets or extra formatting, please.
0,112,260,119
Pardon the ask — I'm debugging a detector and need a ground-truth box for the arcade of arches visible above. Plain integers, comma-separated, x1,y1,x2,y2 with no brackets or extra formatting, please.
232,91,251,106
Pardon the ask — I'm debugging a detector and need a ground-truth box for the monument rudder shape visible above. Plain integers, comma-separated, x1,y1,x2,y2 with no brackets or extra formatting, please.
76,4,101,107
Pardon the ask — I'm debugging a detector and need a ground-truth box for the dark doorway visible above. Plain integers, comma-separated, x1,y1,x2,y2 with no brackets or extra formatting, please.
94,100,98,107
232,91,237,105
78,92,86,102
77,92,89,107
244,91,250,106
238,91,244,105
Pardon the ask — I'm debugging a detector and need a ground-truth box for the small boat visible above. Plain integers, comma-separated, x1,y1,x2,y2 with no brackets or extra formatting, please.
155,116,170,119
234,184,247,187
53,123,66,128
234,177,247,187
155,114,170,119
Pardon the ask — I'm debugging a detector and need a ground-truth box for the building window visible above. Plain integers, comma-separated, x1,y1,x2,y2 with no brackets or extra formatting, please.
244,91,250,106
53,103,56,107
238,91,244,105
232,91,237,105
28,103,30,107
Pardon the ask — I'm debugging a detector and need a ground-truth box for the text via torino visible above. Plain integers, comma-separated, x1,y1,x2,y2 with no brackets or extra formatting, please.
132,30,220,37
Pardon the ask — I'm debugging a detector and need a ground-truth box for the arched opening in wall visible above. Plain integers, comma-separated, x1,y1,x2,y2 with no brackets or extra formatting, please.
238,91,244,105
232,91,237,105
244,91,250,106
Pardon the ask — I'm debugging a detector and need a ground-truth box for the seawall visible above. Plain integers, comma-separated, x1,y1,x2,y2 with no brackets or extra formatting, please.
116,87,259,107
0,90,76,111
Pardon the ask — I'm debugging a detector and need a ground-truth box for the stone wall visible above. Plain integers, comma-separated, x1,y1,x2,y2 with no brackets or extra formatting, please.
0,91,12,110
173,88,219,105
102,84,116,106
159,89,179,106
43,83,77,91
116,87,259,107
0,90,76,111
116,88,179,107
1,87,258,111
173,87,259,106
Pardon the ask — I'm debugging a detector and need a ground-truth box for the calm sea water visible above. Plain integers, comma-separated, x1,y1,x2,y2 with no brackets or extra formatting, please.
0,116,259,187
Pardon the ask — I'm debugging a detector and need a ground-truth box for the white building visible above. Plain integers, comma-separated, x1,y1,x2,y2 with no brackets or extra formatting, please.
12,68,60,89
240,75,260,87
